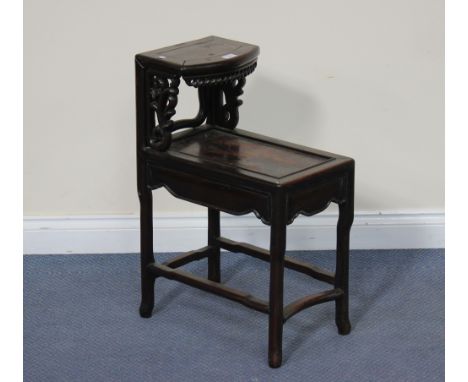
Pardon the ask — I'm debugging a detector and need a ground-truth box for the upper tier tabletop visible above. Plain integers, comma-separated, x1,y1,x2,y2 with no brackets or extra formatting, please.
135,36,259,77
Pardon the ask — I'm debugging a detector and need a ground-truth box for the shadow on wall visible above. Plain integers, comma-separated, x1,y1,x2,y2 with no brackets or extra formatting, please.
241,74,323,144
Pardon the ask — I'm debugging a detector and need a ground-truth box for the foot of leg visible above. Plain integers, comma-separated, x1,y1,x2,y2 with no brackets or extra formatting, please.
269,351,282,368
139,273,155,318
336,305,351,335
139,302,154,318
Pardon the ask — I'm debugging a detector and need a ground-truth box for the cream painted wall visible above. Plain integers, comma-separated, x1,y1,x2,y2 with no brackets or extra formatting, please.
24,0,444,216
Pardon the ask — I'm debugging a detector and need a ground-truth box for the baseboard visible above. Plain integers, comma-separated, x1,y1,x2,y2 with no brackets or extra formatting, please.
23,212,445,255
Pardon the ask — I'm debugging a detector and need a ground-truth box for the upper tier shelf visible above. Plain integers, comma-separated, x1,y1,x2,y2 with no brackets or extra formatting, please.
135,36,259,86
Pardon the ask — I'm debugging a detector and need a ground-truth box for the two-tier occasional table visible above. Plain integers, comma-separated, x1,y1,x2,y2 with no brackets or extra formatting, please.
135,36,354,368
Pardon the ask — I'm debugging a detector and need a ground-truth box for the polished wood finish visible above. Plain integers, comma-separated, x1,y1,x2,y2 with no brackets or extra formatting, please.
135,36,354,368
136,36,259,79
171,128,331,178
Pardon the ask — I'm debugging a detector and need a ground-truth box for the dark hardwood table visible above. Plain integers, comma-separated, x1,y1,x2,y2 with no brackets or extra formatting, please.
135,36,354,368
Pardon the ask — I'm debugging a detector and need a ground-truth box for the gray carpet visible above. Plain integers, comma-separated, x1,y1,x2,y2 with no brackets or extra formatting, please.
24,249,444,381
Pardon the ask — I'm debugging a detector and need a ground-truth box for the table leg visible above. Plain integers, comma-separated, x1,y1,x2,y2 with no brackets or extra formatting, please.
335,171,354,334
268,193,286,368
138,187,155,318
208,208,221,282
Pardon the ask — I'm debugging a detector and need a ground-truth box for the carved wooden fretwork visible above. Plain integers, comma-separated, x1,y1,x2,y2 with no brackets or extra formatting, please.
149,75,180,151
218,77,246,129
148,61,256,151
184,61,257,87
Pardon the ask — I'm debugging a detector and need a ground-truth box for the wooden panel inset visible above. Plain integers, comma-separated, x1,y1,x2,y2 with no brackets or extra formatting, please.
170,129,331,179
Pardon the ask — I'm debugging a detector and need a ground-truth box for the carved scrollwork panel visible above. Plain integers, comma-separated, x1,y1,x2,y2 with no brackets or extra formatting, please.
218,77,246,129
148,74,180,151
146,61,257,151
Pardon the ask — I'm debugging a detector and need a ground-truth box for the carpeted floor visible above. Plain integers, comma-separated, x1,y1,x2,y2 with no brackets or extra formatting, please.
24,249,444,382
